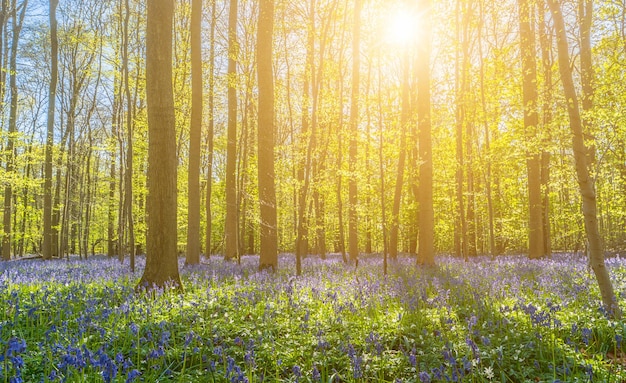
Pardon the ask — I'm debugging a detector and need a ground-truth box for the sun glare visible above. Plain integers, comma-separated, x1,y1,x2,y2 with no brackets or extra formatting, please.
385,8,419,46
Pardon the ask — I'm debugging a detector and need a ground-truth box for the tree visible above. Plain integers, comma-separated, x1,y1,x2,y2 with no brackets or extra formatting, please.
43,0,59,260
122,0,136,271
518,0,544,259
347,0,361,264
417,0,434,266
2,0,27,260
257,0,278,270
205,0,217,258
138,0,181,289
547,0,620,317
389,50,409,260
224,0,239,261
186,0,202,265
454,0,468,260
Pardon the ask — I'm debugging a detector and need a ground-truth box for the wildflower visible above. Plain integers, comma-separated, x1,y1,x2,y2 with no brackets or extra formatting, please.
293,365,302,382
484,366,494,380
419,371,431,382
312,365,321,382
581,328,592,346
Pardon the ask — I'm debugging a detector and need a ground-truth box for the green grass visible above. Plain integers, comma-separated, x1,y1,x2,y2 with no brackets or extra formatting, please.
1,253,625,382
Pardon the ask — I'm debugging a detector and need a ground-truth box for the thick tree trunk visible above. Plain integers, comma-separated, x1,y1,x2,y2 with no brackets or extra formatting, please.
186,0,202,265
257,0,278,270
138,0,181,289
548,0,620,318
417,0,434,266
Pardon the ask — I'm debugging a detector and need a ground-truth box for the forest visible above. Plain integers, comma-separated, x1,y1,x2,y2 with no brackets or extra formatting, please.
2,0,626,381
2,0,626,266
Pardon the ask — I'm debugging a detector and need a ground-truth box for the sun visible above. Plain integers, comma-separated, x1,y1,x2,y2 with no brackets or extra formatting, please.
384,7,420,46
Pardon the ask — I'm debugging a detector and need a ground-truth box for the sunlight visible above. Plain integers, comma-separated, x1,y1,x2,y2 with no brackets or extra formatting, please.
385,6,420,46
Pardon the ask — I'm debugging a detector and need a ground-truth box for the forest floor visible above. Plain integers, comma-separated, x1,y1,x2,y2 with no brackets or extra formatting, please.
1,252,625,382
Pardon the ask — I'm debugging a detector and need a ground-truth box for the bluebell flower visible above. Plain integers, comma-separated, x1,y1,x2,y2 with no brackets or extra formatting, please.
419,371,431,383
312,365,321,382
293,365,302,381
125,369,141,383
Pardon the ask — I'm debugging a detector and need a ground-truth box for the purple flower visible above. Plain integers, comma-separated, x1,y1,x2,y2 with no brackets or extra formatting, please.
312,365,321,382
126,369,141,383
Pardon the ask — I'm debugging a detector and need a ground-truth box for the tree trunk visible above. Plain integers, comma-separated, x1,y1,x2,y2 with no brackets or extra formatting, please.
519,0,544,259
2,1,25,260
454,0,467,260
538,0,552,257
186,0,202,265
224,0,239,261
138,0,181,289
548,0,620,318
257,0,277,270
205,0,217,257
417,0,434,266
389,50,409,260
43,0,59,260
108,155,116,257
347,0,361,264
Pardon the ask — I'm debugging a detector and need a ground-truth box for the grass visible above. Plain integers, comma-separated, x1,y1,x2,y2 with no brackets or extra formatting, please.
1,253,625,382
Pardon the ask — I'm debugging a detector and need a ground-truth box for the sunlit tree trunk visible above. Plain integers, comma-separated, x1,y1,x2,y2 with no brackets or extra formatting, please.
454,0,467,260
224,0,239,261
477,0,496,259
578,0,595,168
519,0,544,259
296,0,316,274
138,0,181,289
389,50,409,260
123,0,136,271
377,53,388,273
257,0,278,270
462,2,476,258
548,0,620,318
205,0,217,257
347,0,361,264
538,0,552,257
2,0,26,260
417,0,434,266
364,64,373,255
186,0,202,265
43,0,59,260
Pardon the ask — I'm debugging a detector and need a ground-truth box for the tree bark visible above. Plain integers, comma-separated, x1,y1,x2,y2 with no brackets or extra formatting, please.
138,0,181,289
548,0,620,318
224,0,239,261
519,0,544,259
454,0,467,260
417,0,434,266
257,0,278,270
205,0,217,257
2,0,26,260
186,0,202,265
43,0,59,260
347,0,361,264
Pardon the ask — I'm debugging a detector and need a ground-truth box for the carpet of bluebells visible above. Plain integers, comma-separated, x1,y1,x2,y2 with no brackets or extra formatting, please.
1,253,626,382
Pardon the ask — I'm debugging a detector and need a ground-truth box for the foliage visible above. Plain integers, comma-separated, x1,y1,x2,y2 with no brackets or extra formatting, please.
1,254,625,382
